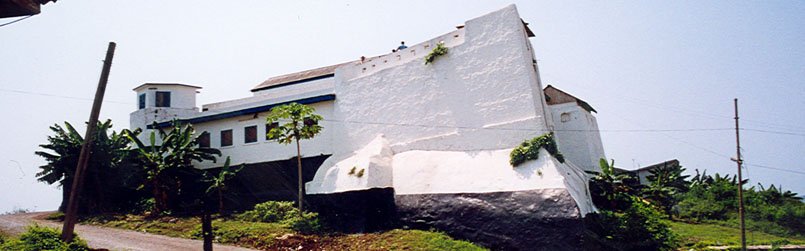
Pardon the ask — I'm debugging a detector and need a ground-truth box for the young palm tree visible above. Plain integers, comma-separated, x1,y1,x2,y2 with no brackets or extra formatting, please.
124,120,221,215
203,156,243,214
587,159,637,211
266,103,323,213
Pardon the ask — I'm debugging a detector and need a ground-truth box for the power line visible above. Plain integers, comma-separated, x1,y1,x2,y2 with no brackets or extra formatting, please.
741,128,805,137
0,88,132,105
745,163,805,175
0,15,33,28
318,118,732,133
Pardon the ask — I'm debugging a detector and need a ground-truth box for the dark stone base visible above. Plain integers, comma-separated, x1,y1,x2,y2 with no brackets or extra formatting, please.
307,187,397,233
395,188,584,251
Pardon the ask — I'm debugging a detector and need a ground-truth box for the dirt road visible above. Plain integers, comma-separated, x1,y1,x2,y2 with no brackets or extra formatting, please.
0,212,256,251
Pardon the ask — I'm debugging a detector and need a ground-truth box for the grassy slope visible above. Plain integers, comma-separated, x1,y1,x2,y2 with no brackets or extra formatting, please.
669,220,805,248
80,214,485,251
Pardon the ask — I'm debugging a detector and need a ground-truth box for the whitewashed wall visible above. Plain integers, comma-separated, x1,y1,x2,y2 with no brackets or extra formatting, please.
307,5,559,195
550,102,606,173
190,101,334,169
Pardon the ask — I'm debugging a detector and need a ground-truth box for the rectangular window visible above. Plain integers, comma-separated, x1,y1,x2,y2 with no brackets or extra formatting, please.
266,122,279,140
220,129,233,147
244,126,257,143
198,132,210,148
155,91,171,107
138,94,146,109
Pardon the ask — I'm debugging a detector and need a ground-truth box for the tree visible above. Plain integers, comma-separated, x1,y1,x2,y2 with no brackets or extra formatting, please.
203,156,243,214
587,159,638,211
123,120,221,215
642,164,690,215
266,103,323,213
35,120,139,213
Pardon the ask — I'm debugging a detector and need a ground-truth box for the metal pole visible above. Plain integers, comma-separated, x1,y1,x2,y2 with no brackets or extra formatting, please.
734,98,747,251
61,42,116,242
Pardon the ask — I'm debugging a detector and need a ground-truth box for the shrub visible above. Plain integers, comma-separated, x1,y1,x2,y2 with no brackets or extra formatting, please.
510,133,564,167
584,197,677,251
0,225,89,251
424,42,448,64
236,201,321,234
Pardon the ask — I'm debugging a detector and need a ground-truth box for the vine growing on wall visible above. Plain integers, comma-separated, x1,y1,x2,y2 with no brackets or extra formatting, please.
424,42,448,65
509,132,564,167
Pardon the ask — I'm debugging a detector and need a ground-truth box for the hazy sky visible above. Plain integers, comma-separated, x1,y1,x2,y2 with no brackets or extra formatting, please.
1,1,803,212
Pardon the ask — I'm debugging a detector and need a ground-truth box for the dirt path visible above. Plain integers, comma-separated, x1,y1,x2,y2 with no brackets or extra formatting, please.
0,212,257,251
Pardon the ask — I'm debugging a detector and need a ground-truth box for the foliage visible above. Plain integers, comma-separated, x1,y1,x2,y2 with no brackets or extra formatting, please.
35,120,146,213
202,156,243,213
424,42,449,65
675,170,805,237
236,201,322,233
587,159,638,211
584,197,677,251
0,225,89,251
266,103,323,212
642,164,690,214
509,133,564,167
265,103,323,145
123,120,221,215
81,214,484,250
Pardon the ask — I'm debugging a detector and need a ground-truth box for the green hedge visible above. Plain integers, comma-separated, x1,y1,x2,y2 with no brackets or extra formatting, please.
0,225,89,251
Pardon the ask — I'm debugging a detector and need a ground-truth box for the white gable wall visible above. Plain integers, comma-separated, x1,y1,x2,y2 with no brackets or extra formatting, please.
307,5,558,195
550,102,606,173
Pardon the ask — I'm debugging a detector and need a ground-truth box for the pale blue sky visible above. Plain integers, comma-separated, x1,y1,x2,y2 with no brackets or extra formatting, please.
1,1,803,212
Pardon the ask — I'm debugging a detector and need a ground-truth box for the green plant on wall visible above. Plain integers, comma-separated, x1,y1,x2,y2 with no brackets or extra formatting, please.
509,132,564,167
424,42,448,64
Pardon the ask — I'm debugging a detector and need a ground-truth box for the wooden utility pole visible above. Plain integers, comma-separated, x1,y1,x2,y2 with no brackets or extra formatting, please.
733,98,747,251
61,42,116,242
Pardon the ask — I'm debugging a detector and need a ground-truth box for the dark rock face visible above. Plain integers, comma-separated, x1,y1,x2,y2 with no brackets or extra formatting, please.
395,188,584,251
307,187,397,233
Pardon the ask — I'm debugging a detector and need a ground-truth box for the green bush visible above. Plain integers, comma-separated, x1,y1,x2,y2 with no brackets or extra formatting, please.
236,201,321,234
510,133,564,167
584,197,677,251
424,42,448,64
0,225,89,251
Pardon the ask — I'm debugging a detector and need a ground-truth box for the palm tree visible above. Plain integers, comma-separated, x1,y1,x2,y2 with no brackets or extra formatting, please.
643,164,690,214
203,156,243,214
266,103,323,213
35,120,133,213
124,120,221,215
587,159,637,211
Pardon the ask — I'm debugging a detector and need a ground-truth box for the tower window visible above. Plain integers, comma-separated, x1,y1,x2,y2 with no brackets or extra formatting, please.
138,93,146,109
244,126,257,143
155,91,171,107
198,132,210,148
220,129,233,147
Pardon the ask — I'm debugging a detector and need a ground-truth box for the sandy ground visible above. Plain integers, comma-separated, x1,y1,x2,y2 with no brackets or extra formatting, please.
0,211,256,251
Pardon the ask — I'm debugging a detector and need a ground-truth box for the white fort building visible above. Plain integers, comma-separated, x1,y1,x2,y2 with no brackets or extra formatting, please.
130,5,606,250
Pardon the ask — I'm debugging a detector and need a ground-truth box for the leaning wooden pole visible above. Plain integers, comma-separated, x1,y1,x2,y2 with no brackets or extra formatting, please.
61,42,116,242
734,98,747,251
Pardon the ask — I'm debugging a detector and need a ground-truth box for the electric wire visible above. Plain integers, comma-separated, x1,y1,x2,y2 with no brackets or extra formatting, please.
0,15,33,28
0,87,133,105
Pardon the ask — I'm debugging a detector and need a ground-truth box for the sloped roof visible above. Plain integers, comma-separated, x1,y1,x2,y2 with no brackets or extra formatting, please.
543,85,597,113
250,62,353,92
132,83,202,91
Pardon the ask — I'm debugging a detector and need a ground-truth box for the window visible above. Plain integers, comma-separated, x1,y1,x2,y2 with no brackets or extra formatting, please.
303,118,318,127
198,132,210,148
220,129,233,147
155,91,171,107
266,122,279,140
138,94,146,109
560,112,571,123
244,126,257,143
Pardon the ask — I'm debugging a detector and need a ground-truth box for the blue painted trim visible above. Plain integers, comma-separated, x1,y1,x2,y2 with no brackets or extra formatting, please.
150,94,335,129
250,74,334,92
